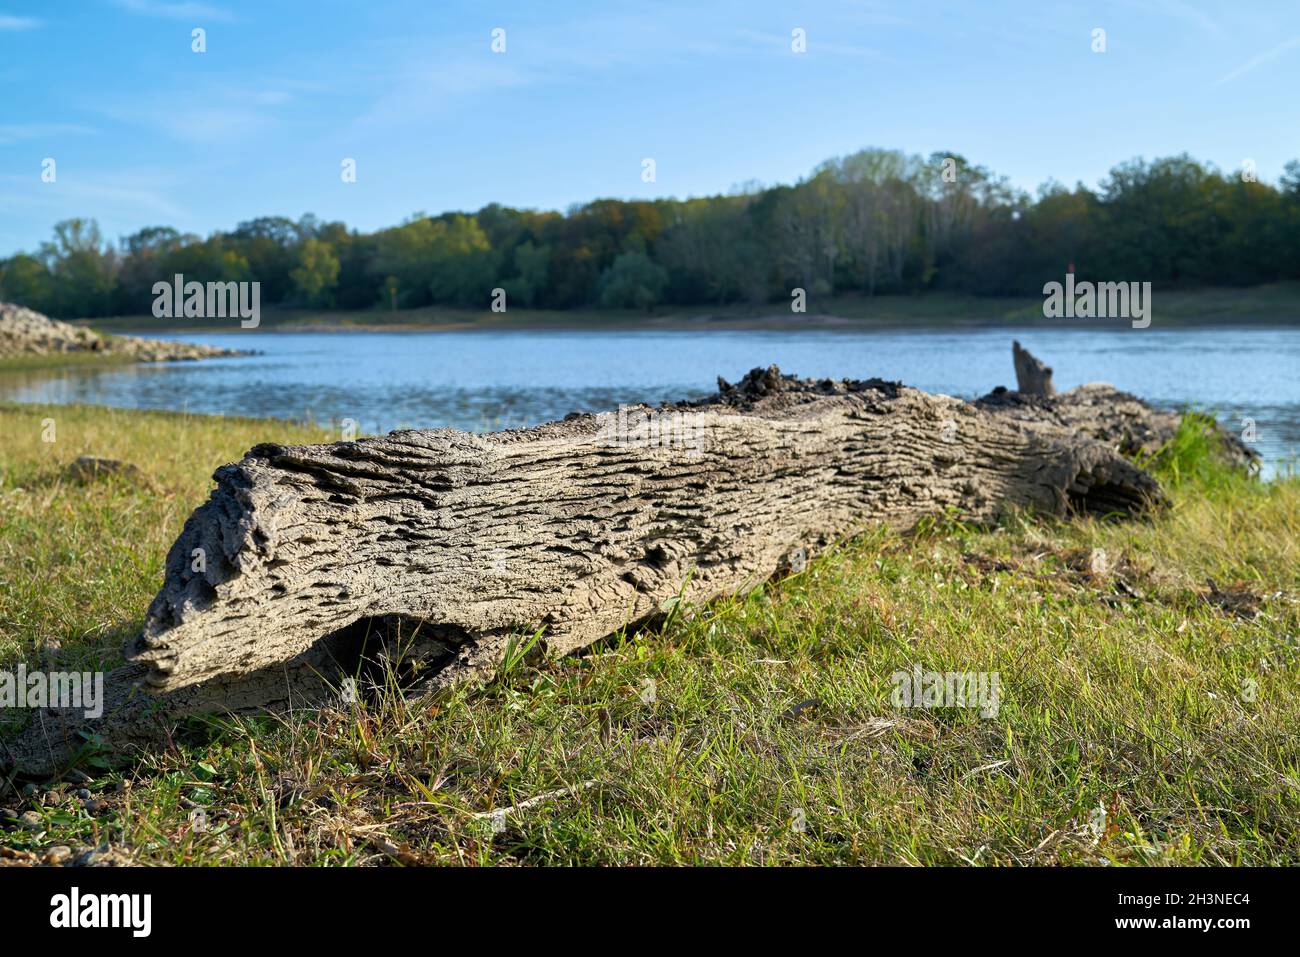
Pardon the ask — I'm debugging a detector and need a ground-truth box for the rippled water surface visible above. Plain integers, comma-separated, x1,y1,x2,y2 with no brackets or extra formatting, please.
3,326,1297,473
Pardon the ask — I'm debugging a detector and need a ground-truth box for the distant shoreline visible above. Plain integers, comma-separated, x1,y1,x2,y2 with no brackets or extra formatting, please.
104,314,1300,338
66,282,1300,337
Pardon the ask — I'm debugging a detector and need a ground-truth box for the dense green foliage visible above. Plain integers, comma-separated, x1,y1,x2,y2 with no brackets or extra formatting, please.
5,148,1300,319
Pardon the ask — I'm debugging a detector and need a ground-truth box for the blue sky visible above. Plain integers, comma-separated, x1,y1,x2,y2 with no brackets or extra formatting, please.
2,0,1298,256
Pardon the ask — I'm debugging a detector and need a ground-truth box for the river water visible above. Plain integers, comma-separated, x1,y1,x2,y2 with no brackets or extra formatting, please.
2,325,1296,474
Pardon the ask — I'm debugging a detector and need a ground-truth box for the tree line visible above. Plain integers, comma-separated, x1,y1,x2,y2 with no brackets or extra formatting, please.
3,147,1299,320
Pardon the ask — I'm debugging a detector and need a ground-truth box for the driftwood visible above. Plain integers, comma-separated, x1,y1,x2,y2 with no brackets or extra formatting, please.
978,384,1257,468
995,342,1255,467
5,364,1174,776
1012,341,1055,396
129,367,1162,693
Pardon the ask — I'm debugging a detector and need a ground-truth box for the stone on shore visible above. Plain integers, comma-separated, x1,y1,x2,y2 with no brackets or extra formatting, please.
0,302,244,361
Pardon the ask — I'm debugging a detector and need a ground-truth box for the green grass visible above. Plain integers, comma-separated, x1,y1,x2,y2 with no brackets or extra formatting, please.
0,352,141,374
1,402,1298,865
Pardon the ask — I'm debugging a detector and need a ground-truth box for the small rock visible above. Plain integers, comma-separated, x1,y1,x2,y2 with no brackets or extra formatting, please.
41,790,61,807
74,788,91,802
65,456,142,485
780,697,820,721
83,799,105,816
73,843,135,867
18,811,43,831
43,845,73,866
0,846,38,866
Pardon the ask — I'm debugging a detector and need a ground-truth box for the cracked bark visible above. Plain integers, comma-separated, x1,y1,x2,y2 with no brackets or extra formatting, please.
977,383,1257,467
4,365,1171,776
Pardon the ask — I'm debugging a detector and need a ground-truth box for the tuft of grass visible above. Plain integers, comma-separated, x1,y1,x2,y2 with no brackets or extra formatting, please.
1,402,1298,865
1142,411,1250,494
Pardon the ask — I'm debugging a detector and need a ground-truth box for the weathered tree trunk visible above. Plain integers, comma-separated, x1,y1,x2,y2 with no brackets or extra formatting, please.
980,383,1177,454
128,366,1163,694
4,366,1166,776
978,383,1257,468
1012,340,1055,396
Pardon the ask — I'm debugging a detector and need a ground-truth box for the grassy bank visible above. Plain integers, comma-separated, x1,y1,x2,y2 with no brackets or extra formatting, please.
0,352,142,374
69,282,1300,336
1,402,1298,865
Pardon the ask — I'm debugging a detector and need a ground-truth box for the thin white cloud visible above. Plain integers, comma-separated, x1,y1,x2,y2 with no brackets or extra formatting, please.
841,3,915,29
0,14,40,29
350,10,897,135
352,60,534,131
0,122,96,144
1150,0,1222,36
111,0,234,22
1215,34,1300,85
732,28,889,61
95,85,294,143
0,172,187,223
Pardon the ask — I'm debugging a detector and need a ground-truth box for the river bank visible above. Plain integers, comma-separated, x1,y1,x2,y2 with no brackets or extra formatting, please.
0,303,243,364
0,400,1296,865
61,283,1300,337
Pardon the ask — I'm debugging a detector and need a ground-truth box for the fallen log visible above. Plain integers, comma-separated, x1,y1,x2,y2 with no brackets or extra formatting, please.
131,366,1164,693
977,383,1257,468
3,365,1166,776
